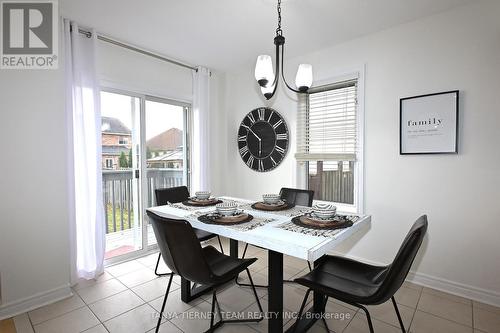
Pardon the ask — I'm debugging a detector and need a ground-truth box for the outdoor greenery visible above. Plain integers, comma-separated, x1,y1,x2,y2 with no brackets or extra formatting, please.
106,203,134,232
118,152,128,168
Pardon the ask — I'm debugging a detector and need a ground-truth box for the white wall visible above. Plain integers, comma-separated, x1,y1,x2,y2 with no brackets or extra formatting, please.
223,0,500,304
0,67,71,316
0,32,227,318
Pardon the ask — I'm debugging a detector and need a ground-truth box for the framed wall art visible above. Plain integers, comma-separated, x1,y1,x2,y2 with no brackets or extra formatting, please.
400,90,459,155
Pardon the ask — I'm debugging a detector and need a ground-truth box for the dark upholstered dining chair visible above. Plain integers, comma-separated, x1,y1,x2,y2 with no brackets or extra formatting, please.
153,186,224,277
291,215,428,333
147,210,263,333
236,187,315,288
279,187,314,207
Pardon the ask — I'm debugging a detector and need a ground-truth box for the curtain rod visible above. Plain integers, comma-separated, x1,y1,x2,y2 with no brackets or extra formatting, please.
77,28,197,71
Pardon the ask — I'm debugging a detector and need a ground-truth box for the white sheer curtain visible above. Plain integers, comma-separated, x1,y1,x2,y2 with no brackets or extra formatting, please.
64,19,105,282
192,67,211,192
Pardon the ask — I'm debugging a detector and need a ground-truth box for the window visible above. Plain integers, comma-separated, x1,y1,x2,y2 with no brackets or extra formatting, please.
296,77,363,211
105,158,113,169
119,137,128,145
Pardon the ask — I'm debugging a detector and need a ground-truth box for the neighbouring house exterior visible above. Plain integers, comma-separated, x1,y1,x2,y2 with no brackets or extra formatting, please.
146,128,184,168
102,116,132,169
147,149,184,168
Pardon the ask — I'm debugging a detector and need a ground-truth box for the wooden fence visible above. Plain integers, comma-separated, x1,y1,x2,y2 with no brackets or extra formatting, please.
308,161,354,204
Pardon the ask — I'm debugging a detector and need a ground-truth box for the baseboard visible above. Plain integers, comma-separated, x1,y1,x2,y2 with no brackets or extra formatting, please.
0,284,72,320
331,251,500,307
407,271,500,307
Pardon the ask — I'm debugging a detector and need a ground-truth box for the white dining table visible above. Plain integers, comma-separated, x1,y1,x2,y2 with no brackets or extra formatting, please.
147,196,371,333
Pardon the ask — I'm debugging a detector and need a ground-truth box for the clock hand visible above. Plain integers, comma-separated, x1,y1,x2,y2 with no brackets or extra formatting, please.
259,141,262,156
242,125,262,142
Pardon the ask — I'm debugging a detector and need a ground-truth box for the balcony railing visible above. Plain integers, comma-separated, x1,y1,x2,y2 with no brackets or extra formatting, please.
102,168,184,234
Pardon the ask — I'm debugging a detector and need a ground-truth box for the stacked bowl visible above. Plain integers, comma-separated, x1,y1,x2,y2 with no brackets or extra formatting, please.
262,194,281,205
195,191,211,200
312,203,337,220
216,202,238,216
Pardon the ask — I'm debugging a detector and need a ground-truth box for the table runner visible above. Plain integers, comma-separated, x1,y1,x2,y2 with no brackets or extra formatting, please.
166,202,205,211
276,215,360,237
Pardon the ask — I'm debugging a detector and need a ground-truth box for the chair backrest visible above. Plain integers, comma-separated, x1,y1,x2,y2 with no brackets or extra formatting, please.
373,215,428,303
279,187,314,207
146,210,215,285
155,186,190,205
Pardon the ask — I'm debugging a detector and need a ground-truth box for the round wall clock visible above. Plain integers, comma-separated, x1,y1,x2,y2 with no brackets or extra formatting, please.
237,107,289,172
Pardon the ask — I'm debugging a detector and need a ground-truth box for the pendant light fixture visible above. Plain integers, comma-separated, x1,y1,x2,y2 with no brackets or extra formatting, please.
254,0,313,99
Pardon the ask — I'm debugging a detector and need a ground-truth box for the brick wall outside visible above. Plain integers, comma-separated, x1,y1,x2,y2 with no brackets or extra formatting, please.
102,133,131,146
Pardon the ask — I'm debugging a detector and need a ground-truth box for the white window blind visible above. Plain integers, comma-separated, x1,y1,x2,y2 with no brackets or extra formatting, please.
296,79,358,161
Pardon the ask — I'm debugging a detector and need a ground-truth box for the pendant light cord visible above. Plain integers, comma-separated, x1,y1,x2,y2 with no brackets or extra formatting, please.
276,0,283,36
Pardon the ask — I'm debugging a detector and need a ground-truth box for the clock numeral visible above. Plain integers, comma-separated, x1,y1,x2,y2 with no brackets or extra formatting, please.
238,135,247,142
275,145,285,155
270,156,277,166
268,110,274,122
273,119,283,129
258,108,265,120
239,146,249,157
258,160,264,172
247,113,256,124
246,155,254,168
276,133,288,140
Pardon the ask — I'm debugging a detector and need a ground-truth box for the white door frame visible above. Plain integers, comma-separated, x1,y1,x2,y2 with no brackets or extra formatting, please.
102,87,191,266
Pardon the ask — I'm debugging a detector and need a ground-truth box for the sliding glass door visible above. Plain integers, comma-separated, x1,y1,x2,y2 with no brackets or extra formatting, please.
101,89,190,262
143,97,190,248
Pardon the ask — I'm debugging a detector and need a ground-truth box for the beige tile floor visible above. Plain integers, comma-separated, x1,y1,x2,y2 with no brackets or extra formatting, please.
8,237,500,333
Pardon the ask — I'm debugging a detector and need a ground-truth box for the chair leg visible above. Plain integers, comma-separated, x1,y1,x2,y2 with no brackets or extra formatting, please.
155,273,173,333
392,296,406,332
235,244,268,288
321,296,330,332
358,304,375,333
216,236,224,254
241,243,249,259
292,288,312,333
246,268,264,316
154,253,173,277
209,290,217,331
204,275,263,333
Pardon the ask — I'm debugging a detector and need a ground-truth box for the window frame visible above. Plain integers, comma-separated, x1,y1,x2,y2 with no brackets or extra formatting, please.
297,68,365,214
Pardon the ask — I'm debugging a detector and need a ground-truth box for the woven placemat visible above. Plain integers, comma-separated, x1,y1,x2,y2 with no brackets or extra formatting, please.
293,214,353,230
277,215,359,237
166,202,205,211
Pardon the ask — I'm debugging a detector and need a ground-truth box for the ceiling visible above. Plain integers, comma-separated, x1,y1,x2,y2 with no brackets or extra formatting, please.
60,0,472,71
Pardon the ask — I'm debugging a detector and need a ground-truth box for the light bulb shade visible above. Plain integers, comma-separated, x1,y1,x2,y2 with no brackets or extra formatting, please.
295,64,313,91
255,55,274,87
261,75,275,99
